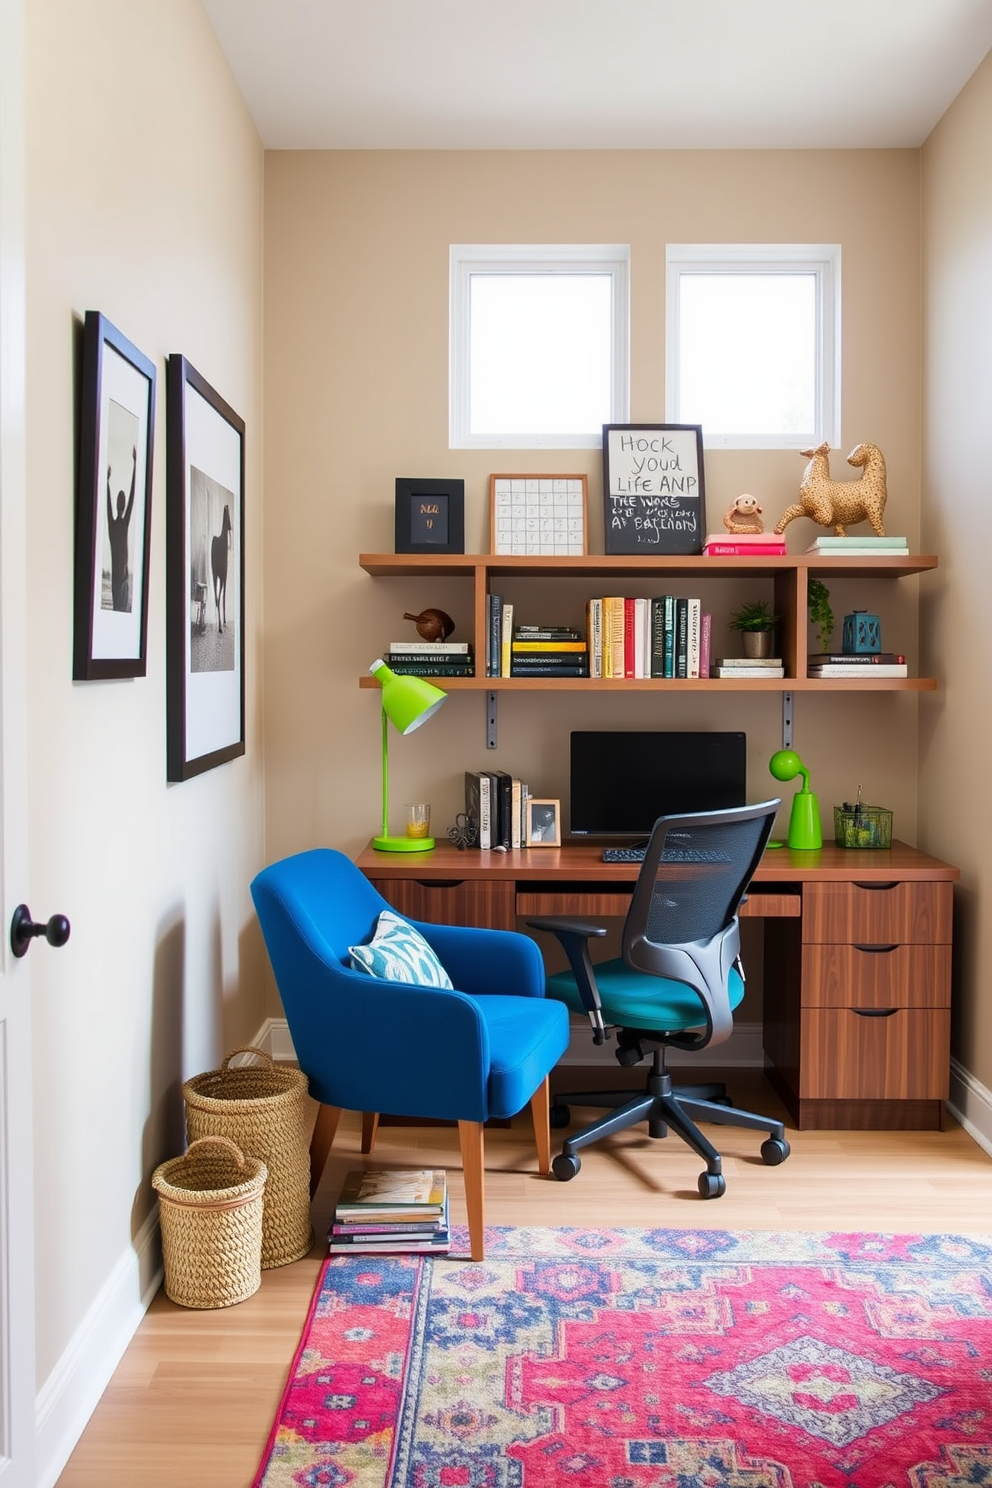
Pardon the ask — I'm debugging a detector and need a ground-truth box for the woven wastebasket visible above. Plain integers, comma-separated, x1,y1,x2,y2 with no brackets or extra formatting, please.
152,1137,267,1309
183,1046,313,1268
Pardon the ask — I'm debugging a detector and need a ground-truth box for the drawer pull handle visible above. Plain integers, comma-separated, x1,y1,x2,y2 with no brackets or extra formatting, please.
415,880,466,889
853,881,898,891
853,943,898,954
852,1007,898,1018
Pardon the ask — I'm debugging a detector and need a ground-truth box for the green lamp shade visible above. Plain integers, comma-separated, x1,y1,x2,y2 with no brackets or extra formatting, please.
768,748,822,851
370,660,447,852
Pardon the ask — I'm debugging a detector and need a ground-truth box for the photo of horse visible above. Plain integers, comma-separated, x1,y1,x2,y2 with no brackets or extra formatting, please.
189,465,236,673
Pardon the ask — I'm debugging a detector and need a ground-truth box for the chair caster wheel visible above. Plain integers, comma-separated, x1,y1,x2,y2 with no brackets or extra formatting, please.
761,1137,790,1166
552,1153,581,1182
550,1102,571,1130
698,1171,726,1199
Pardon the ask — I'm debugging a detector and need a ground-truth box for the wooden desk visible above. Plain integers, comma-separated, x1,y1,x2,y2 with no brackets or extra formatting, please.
356,840,959,1132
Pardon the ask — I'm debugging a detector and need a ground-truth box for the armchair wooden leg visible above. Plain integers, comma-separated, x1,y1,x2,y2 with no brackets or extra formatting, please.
309,1103,342,1199
530,1077,552,1176
458,1120,485,1261
360,1112,379,1154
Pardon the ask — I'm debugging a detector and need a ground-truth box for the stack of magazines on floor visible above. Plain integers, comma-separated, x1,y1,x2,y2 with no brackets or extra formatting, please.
328,1168,450,1255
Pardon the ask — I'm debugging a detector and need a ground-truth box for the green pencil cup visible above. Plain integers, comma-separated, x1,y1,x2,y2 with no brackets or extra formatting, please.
833,805,892,849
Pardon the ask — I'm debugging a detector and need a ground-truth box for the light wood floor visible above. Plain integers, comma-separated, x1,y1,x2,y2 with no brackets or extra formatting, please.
56,1070,992,1488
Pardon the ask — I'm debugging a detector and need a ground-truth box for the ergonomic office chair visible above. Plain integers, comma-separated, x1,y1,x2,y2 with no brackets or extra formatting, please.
250,848,570,1259
528,801,790,1198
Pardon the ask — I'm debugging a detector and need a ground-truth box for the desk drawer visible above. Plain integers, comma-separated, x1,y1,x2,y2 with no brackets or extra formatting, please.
802,944,951,1009
801,1008,950,1100
368,877,515,931
802,881,952,944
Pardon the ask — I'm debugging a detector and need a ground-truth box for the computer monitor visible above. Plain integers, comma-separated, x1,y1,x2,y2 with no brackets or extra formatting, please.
568,730,747,839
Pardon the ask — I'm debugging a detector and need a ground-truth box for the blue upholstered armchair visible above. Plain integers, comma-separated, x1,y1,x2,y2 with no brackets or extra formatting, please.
250,848,570,1259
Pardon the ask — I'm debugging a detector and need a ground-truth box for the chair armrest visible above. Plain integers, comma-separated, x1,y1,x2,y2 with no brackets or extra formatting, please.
412,920,547,998
526,916,610,1040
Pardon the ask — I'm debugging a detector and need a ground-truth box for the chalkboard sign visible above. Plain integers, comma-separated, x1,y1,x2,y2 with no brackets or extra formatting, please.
602,424,705,555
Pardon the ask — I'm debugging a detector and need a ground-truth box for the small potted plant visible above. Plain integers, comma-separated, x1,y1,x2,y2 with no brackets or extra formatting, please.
729,598,779,658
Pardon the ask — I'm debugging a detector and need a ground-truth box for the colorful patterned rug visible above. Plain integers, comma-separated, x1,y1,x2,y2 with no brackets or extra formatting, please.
253,1226,992,1488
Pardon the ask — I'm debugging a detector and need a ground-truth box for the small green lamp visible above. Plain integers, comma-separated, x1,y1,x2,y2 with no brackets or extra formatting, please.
370,659,447,852
769,748,822,851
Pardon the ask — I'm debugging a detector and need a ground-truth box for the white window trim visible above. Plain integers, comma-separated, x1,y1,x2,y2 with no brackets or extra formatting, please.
665,244,841,450
449,244,630,450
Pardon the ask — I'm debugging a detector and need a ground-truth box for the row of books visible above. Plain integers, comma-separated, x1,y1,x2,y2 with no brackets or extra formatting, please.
328,1168,450,1255
382,640,475,678
586,596,712,679
701,533,912,558
465,769,530,849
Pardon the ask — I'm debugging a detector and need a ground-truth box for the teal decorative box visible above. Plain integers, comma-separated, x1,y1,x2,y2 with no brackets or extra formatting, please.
833,805,892,848
842,611,881,653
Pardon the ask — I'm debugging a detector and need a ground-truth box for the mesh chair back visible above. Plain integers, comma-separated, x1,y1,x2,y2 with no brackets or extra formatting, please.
623,801,779,979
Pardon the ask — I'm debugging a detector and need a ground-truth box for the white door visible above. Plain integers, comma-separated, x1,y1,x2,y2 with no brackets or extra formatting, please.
0,0,37,1481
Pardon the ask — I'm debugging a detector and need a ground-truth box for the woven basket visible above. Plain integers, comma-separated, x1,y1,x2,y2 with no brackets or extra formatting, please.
152,1137,266,1309
183,1046,313,1268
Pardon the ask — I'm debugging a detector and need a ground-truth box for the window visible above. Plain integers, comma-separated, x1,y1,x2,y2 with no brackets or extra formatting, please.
449,245,629,449
666,245,840,449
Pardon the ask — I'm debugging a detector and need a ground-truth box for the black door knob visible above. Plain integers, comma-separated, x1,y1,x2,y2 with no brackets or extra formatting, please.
10,904,71,958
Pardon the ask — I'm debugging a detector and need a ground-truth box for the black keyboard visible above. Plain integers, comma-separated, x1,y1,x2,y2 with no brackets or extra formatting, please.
601,846,732,864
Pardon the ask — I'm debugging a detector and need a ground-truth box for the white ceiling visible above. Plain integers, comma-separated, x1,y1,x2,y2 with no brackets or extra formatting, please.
201,0,992,151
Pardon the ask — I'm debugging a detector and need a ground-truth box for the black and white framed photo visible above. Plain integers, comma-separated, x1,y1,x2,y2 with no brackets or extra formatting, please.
73,312,156,680
395,478,465,553
525,798,561,847
166,355,245,781
602,423,705,555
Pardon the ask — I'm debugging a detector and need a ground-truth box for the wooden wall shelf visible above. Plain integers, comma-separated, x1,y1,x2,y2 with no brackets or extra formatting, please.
359,552,938,692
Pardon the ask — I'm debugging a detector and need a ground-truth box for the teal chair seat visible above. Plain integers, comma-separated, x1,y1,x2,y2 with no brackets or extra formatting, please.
547,960,745,1033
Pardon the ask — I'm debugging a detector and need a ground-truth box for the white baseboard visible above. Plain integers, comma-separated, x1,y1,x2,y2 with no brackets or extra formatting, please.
252,1015,298,1063
947,1058,992,1159
36,1207,162,1488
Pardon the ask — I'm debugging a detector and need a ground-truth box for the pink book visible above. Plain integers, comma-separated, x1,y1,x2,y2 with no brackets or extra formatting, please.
704,541,786,556
699,613,712,678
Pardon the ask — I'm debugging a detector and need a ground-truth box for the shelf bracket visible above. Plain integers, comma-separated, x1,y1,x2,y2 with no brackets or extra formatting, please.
781,690,794,749
486,691,498,750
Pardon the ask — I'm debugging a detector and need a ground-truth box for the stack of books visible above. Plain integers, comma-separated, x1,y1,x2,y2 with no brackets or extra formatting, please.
383,641,474,677
712,656,786,679
704,532,787,557
587,596,712,679
808,652,908,678
328,1168,450,1255
511,625,588,678
804,535,909,557
465,770,530,849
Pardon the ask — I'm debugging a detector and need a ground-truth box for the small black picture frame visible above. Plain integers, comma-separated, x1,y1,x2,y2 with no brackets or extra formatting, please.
395,478,464,554
166,355,246,781
73,311,156,680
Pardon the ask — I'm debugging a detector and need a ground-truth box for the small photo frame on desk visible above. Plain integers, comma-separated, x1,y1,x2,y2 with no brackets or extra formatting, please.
395,478,465,553
490,474,588,555
526,798,561,847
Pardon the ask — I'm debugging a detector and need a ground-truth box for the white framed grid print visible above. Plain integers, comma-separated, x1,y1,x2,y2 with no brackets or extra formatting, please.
490,474,588,556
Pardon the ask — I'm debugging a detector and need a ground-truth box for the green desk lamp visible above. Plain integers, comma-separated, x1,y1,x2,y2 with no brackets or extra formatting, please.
769,748,822,850
370,659,447,852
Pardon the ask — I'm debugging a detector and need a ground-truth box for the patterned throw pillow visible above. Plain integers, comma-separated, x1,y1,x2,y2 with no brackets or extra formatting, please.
348,909,453,989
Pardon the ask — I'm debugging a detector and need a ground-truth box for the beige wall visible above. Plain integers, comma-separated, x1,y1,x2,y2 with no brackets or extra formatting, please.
921,52,992,1089
26,0,265,1393
262,148,925,987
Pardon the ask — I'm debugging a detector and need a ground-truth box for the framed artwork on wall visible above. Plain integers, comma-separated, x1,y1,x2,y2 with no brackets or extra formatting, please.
73,312,156,680
166,355,245,781
490,474,588,555
395,478,465,553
